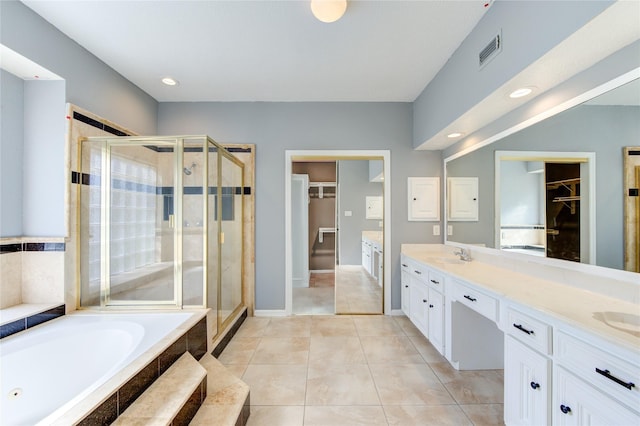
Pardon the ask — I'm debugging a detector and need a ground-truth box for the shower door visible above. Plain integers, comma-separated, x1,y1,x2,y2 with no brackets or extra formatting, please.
80,138,182,307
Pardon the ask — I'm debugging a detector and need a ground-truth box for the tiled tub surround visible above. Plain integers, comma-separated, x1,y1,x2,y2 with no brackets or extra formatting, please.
0,237,66,309
0,303,65,339
0,309,207,425
401,244,640,423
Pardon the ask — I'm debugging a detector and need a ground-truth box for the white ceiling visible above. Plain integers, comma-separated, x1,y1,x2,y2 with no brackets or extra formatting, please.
21,0,491,102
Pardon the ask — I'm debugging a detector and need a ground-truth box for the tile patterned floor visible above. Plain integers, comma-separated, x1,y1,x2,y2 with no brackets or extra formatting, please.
218,315,504,426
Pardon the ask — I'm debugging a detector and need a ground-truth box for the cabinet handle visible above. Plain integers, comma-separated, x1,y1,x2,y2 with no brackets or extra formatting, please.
529,381,540,390
423,299,428,303
414,270,422,275
402,263,408,267
560,405,571,414
595,368,636,390
429,304,434,308
463,295,477,302
430,279,439,284
513,323,534,335
404,285,408,288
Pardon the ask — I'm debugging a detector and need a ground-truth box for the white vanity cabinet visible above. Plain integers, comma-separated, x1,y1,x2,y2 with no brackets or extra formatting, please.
362,239,372,274
504,307,552,426
400,255,446,355
362,234,383,284
401,245,640,426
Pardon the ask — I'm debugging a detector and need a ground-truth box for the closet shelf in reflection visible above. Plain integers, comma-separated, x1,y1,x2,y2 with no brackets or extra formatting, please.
318,227,336,243
309,181,336,199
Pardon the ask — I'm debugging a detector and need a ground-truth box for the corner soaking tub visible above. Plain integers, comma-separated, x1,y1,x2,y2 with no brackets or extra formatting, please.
0,312,196,425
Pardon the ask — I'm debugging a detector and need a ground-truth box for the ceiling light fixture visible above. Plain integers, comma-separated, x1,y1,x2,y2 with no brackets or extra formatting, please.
311,0,347,23
447,132,464,139
162,77,179,86
509,87,534,99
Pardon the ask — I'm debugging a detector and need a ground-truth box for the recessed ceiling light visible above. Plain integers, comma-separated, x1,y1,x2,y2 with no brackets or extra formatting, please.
447,132,464,139
162,77,179,86
509,87,534,98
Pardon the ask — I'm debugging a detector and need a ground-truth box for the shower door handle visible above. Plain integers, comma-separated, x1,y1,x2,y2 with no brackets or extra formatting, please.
169,214,175,228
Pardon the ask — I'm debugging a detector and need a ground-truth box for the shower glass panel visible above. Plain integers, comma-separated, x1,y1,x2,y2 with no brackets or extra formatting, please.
182,138,207,307
78,135,243,317
220,152,244,326
108,143,176,304
79,139,178,306
207,143,219,332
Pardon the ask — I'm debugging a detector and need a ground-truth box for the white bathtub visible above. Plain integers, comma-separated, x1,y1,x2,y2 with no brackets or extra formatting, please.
0,312,194,425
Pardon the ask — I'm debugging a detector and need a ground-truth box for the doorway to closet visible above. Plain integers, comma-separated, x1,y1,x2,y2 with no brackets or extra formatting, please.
285,150,391,316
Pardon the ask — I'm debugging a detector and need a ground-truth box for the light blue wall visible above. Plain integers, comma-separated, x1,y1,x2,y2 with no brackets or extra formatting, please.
0,1,158,135
413,0,613,148
500,161,542,225
338,160,383,265
22,80,67,236
0,70,24,237
158,102,442,310
1,1,159,238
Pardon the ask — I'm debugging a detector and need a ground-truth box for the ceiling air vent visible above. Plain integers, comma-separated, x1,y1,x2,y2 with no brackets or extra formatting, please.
479,32,501,68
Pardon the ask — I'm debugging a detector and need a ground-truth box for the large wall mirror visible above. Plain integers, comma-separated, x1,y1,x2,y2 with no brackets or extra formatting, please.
445,76,640,273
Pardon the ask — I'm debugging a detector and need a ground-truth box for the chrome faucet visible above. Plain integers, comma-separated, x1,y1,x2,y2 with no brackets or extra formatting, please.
454,247,471,262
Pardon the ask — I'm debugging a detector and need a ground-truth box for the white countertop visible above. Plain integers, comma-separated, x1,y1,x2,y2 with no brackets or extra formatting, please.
401,244,640,354
362,231,383,247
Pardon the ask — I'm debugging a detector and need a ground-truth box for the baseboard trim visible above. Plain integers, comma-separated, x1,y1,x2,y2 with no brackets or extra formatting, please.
389,309,405,316
254,309,288,317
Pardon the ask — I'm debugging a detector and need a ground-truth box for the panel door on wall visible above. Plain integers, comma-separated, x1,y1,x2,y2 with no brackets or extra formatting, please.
447,177,479,221
408,177,440,221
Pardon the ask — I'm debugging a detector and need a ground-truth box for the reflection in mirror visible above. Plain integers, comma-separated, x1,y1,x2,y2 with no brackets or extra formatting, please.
496,151,595,265
445,78,640,272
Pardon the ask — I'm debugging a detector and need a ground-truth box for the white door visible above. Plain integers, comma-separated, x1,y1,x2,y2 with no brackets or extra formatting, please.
409,280,429,336
504,336,550,426
292,174,309,287
427,288,445,355
554,367,639,425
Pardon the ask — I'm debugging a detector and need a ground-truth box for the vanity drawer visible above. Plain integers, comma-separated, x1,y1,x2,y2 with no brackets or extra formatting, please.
556,331,640,410
506,307,552,355
452,280,498,322
427,269,444,290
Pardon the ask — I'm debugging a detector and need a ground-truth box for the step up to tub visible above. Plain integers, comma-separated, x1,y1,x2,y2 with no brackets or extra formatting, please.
190,354,250,426
113,352,207,426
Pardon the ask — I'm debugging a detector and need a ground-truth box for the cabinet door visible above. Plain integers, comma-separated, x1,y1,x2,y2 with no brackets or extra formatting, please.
408,177,439,221
409,280,429,335
427,288,444,355
554,367,640,426
401,270,411,316
447,177,478,221
504,336,550,426
361,240,371,274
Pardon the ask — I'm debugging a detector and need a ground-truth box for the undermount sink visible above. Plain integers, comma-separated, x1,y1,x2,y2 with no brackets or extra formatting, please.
593,311,640,337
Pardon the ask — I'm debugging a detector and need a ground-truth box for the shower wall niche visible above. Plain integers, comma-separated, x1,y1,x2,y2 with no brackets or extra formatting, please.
78,135,244,330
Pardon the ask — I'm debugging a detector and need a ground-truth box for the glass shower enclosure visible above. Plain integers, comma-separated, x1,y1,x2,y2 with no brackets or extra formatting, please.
77,135,244,331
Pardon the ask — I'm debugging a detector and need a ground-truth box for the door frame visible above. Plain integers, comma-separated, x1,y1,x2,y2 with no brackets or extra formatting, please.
285,150,391,315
